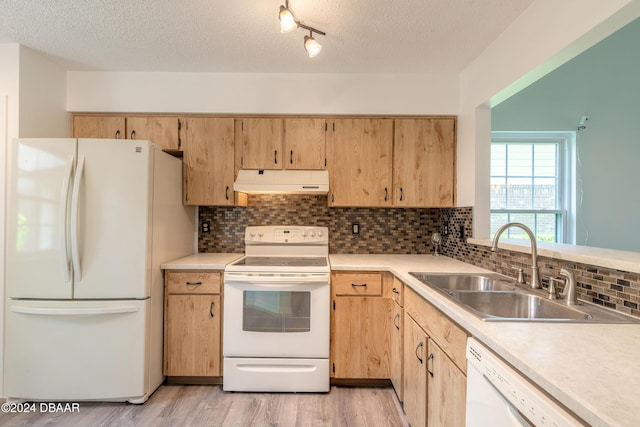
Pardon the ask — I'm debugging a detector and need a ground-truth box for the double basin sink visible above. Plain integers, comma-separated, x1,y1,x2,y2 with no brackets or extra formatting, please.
409,272,640,323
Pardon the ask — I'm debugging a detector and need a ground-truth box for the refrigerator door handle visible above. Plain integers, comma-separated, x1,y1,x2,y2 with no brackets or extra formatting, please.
71,155,85,282
59,155,74,283
11,305,140,316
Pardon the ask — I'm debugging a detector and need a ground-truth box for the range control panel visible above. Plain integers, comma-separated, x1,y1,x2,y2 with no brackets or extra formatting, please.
245,226,328,244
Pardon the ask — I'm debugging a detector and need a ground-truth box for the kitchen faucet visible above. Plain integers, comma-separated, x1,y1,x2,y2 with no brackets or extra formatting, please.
491,222,542,289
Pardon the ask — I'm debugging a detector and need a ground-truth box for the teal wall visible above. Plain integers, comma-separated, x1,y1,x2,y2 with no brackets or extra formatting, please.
492,18,640,252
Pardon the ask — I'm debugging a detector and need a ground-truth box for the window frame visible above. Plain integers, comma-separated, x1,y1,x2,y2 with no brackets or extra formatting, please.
490,131,576,244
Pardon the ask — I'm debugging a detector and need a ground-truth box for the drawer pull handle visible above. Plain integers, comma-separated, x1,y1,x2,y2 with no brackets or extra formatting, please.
351,283,367,287
415,342,424,364
392,288,399,295
427,353,434,377
209,301,215,318
393,313,400,330
185,281,202,286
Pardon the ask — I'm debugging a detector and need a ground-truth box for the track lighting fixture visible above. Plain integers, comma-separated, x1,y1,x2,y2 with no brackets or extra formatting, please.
278,1,326,58
304,31,322,58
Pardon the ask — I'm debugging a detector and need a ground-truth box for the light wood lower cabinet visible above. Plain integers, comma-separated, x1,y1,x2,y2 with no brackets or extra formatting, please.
164,270,222,377
403,313,428,427
403,286,468,427
390,278,404,401
427,340,466,426
331,272,392,379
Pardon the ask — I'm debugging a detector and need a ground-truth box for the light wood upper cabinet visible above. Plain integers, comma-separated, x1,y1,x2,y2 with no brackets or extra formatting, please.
284,118,326,170
327,118,393,207
393,118,456,207
72,115,125,139
183,117,235,206
239,118,284,170
126,116,182,151
71,114,182,151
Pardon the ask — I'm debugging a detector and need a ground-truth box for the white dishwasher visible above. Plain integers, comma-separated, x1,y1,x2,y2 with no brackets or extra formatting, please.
466,338,585,427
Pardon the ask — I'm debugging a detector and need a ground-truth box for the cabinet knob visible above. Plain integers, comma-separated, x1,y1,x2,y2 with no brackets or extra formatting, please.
130,130,136,139
115,130,121,139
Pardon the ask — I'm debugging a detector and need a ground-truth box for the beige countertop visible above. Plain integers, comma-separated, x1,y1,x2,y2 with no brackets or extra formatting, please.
161,252,640,426
160,253,243,270
331,254,640,427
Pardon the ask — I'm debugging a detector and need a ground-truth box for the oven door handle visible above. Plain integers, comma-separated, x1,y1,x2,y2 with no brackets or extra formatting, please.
225,280,324,288
224,273,330,284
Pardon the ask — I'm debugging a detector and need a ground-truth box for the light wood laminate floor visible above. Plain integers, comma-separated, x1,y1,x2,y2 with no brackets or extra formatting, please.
0,385,409,426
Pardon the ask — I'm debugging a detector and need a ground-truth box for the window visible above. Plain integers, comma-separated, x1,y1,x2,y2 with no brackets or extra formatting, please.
490,132,575,243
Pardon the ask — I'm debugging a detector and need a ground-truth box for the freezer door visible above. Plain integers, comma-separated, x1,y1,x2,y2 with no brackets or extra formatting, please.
6,138,76,299
73,139,153,299
4,299,151,402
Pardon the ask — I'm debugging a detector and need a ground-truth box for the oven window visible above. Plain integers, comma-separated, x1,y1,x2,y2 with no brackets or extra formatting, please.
243,291,311,333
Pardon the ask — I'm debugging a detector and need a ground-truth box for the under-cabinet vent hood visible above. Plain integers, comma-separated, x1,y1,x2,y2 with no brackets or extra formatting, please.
233,169,329,194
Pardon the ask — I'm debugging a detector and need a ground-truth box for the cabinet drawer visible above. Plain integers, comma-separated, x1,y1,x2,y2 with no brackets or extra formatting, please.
166,271,221,294
391,276,404,306
405,286,468,374
332,273,383,296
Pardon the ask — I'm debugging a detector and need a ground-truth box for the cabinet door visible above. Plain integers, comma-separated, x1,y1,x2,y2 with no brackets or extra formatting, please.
331,296,391,379
327,118,393,207
126,116,182,151
72,115,125,139
165,294,221,376
284,118,326,170
183,117,235,206
390,302,404,401
393,118,456,207
239,118,284,169
403,314,427,427
427,341,466,427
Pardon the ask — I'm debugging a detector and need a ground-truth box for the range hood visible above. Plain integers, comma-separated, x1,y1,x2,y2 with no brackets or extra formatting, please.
233,169,329,194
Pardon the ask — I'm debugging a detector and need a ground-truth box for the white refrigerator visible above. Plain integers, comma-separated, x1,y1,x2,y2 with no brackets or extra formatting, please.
4,138,195,403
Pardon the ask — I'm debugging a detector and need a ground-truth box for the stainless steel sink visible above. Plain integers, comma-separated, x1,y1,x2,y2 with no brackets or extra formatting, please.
409,272,517,292
449,291,592,321
409,272,640,323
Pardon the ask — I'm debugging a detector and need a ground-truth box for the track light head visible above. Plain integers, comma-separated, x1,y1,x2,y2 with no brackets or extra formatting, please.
304,33,322,58
279,5,297,33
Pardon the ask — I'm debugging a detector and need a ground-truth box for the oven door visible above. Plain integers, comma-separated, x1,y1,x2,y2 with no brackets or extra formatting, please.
223,272,330,358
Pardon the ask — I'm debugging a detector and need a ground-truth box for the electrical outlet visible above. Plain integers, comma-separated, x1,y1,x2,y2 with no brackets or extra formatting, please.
443,222,449,236
201,220,211,234
352,223,360,235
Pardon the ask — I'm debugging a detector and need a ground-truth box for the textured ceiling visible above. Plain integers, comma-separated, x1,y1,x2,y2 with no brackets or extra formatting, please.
0,0,534,73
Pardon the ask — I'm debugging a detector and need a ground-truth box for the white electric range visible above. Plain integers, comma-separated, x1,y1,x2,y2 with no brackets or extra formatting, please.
223,225,330,392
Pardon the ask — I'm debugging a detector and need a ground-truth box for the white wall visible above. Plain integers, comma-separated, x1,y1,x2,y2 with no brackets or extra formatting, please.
0,44,68,397
458,0,640,238
19,46,69,137
66,72,459,115
492,18,640,251
0,42,20,400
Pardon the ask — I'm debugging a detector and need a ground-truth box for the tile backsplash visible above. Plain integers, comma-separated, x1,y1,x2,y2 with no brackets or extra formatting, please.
199,195,458,254
198,199,638,317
